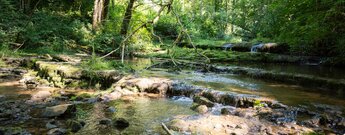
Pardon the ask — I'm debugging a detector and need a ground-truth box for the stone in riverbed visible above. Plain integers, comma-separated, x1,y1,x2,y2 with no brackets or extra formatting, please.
30,91,52,102
99,118,112,125
47,128,67,135
46,120,58,129
106,107,116,113
0,127,31,135
101,91,122,102
193,96,215,107
113,118,129,130
42,104,76,118
196,105,208,114
67,120,84,133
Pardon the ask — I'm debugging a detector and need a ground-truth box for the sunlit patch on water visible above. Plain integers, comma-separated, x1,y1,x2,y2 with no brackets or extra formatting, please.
186,72,258,90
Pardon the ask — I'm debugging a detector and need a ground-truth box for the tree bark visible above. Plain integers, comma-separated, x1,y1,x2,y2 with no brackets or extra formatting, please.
92,0,109,29
120,0,136,36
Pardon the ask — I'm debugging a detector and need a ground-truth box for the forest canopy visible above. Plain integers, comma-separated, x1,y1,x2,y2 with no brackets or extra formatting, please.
0,0,344,57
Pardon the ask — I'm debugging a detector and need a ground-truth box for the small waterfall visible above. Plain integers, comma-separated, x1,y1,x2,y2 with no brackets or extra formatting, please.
250,43,264,53
222,43,233,51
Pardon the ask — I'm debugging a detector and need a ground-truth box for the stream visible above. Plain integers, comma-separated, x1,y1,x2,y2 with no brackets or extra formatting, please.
126,58,345,112
1,58,345,134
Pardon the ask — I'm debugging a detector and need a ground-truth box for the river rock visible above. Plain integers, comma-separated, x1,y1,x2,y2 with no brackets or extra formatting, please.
67,120,84,133
221,108,234,115
106,107,116,113
99,118,112,125
46,120,58,129
196,105,208,114
113,118,129,130
101,91,122,102
30,91,52,102
42,104,76,118
113,77,172,95
302,117,320,128
193,96,214,107
47,128,67,135
0,127,31,135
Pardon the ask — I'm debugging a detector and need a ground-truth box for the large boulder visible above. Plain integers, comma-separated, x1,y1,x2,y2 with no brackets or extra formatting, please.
42,104,76,118
112,77,172,96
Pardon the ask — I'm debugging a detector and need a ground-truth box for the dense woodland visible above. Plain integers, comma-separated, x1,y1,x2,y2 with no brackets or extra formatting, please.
0,0,344,60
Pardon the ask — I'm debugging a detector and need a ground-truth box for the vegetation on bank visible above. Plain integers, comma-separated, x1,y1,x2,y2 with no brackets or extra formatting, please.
0,0,344,65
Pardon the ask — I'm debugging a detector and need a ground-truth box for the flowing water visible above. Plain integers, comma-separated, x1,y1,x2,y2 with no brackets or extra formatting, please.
124,58,345,112
1,58,345,134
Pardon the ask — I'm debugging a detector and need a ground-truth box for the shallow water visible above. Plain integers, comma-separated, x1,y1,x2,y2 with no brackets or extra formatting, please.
219,62,345,80
1,58,345,134
76,97,195,135
125,58,345,112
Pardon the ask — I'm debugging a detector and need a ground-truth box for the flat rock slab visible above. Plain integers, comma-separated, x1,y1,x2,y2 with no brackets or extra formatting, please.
168,114,313,135
42,104,76,118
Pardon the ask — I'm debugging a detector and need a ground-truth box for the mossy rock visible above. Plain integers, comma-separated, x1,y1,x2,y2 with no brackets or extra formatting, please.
193,96,215,107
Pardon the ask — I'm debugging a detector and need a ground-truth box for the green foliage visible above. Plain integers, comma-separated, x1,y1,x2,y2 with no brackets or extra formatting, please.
81,55,131,71
154,16,179,40
1,0,344,60
254,100,264,108
303,132,325,135
75,104,92,120
0,59,5,67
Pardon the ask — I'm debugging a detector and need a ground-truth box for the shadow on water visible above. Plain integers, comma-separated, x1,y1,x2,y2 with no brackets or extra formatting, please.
76,97,195,135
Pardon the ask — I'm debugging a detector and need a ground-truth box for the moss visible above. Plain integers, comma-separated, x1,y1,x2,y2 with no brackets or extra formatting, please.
302,132,325,135
0,59,6,67
190,103,200,110
138,47,303,64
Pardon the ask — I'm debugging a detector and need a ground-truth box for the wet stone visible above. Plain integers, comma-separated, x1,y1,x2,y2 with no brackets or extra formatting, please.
113,118,129,130
42,104,76,118
196,105,208,114
193,96,215,107
47,128,66,135
67,120,84,133
99,118,112,125
46,120,58,129
107,107,116,113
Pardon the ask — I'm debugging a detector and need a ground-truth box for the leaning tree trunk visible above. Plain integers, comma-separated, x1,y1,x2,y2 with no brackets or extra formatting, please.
92,0,109,29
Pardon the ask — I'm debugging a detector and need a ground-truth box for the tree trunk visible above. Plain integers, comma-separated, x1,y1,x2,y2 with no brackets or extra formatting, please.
92,0,109,29
120,0,136,36
102,0,110,20
21,0,31,14
120,0,136,63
